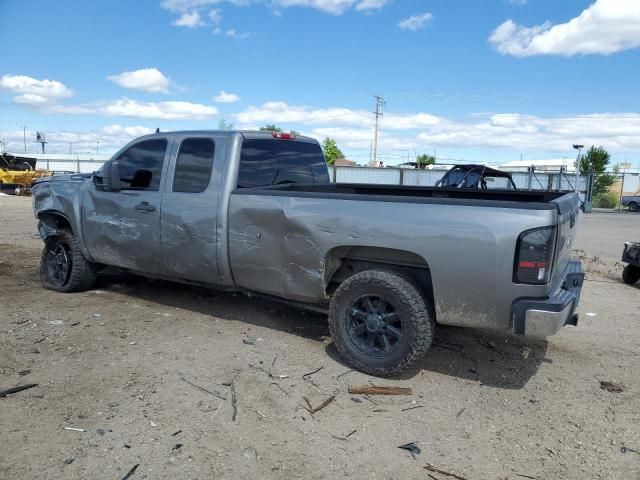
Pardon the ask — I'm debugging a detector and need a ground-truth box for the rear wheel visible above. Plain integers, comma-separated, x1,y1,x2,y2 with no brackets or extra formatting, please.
40,229,97,292
622,264,640,285
629,202,639,212
328,270,435,376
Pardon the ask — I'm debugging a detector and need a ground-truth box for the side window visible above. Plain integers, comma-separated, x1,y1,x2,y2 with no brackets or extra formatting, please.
117,139,167,191
173,138,215,193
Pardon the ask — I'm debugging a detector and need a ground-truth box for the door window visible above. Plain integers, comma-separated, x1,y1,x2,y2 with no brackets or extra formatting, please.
117,139,167,191
173,138,215,193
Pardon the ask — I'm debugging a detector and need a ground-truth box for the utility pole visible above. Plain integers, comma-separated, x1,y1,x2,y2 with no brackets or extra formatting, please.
23,126,26,154
371,95,385,167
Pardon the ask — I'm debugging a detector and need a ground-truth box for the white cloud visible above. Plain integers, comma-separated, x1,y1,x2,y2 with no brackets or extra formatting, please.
0,125,156,155
50,98,219,120
398,12,433,31
232,101,640,157
101,98,218,119
160,0,389,20
234,101,439,130
209,8,222,24
172,11,205,27
490,0,640,56
0,74,73,105
107,68,172,93
214,90,241,103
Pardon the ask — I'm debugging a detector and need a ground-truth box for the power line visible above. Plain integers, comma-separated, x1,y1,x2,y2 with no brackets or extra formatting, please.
371,95,385,167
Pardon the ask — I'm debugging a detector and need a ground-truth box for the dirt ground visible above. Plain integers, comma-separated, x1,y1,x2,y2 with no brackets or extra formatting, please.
1,195,639,480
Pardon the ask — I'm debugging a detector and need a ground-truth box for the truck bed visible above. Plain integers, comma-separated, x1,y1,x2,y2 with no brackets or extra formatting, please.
238,183,571,211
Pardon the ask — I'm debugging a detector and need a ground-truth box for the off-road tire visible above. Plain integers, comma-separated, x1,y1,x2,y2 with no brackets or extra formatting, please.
622,264,640,285
328,270,435,376
629,202,639,212
40,229,97,292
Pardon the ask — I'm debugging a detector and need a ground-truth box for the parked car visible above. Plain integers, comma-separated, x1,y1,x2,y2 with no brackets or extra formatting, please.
621,195,640,212
32,130,584,375
622,242,640,284
435,164,517,190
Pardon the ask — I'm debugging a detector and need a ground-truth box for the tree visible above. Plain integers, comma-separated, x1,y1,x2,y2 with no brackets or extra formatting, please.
218,119,234,130
579,146,615,196
416,154,436,169
259,124,282,132
322,137,344,165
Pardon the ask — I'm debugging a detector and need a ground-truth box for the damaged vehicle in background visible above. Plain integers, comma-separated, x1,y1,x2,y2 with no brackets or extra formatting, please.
32,130,584,376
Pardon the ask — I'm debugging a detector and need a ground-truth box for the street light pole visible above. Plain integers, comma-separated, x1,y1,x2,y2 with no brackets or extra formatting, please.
573,144,584,193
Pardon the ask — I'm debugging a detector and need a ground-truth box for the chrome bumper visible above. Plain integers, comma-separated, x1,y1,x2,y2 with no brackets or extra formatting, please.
512,260,584,337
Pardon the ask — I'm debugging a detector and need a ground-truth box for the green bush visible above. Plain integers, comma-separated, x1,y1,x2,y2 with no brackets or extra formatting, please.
594,192,619,208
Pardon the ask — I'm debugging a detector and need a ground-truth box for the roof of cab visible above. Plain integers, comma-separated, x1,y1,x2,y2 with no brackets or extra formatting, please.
142,130,317,143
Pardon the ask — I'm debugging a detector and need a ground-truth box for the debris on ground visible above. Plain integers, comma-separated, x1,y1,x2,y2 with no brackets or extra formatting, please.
63,458,74,465
586,312,597,317
621,446,640,455
398,442,421,456
121,463,140,480
433,339,463,351
302,395,335,414
423,462,470,480
348,386,412,396
18,370,31,376
243,336,257,345
477,338,498,351
180,377,226,400
600,381,624,393
63,427,86,432
0,383,38,398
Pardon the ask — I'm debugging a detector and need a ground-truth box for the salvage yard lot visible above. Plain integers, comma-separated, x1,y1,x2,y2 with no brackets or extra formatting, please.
1,195,639,480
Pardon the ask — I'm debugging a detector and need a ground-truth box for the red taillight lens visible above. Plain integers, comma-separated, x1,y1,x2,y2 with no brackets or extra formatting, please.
272,132,295,140
514,226,555,284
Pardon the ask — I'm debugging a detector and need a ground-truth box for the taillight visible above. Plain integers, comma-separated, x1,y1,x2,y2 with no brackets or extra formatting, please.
514,226,555,284
272,132,295,140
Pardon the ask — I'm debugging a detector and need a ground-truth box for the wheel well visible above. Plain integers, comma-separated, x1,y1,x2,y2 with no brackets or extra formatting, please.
38,211,72,235
325,246,435,317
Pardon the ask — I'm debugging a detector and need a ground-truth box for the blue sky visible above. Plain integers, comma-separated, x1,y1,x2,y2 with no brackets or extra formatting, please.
1,0,639,166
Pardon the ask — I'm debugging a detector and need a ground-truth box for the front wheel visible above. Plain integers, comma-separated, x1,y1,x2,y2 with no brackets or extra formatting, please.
629,202,639,212
328,270,435,376
622,264,640,285
40,229,97,292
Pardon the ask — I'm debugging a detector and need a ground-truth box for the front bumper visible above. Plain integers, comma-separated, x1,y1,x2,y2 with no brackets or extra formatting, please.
512,260,584,337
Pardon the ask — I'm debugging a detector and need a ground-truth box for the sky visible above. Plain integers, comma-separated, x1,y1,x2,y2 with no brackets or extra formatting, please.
1,0,640,167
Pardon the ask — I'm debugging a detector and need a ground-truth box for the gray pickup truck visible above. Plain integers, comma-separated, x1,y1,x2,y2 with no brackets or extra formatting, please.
621,195,640,212
32,130,584,375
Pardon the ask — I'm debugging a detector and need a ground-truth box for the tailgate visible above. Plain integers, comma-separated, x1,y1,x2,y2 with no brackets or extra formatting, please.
551,192,581,286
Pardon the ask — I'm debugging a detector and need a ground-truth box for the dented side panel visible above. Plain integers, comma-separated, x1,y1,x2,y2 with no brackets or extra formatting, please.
32,175,94,259
227,193,556,330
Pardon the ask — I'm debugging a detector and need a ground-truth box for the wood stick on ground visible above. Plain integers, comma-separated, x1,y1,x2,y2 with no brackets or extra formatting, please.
348,386,412,396
401,405,424,412
303,366,324,381
423,463,470,480
270,382,291,397
0,383,38,398
514,474,537,480
180,377,226,400
121,464,140,480
230,376,238,422
302,395,335,414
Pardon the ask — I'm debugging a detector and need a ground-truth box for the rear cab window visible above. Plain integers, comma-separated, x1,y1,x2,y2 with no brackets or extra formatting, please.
173,138,215,193
237,138,329,188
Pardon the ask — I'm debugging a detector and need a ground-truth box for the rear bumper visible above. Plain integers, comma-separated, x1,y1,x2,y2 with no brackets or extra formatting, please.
512,260,584,337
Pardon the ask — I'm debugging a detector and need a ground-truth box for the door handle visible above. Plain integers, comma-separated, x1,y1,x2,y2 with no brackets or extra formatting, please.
135,202,156,212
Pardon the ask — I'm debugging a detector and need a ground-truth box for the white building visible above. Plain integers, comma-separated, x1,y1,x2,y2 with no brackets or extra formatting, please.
498,159,578,173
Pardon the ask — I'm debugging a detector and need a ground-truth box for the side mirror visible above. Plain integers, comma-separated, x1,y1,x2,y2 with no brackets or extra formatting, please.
102,161,121,192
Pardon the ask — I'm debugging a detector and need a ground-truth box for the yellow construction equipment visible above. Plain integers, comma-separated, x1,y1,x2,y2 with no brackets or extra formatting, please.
0,153,50,195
